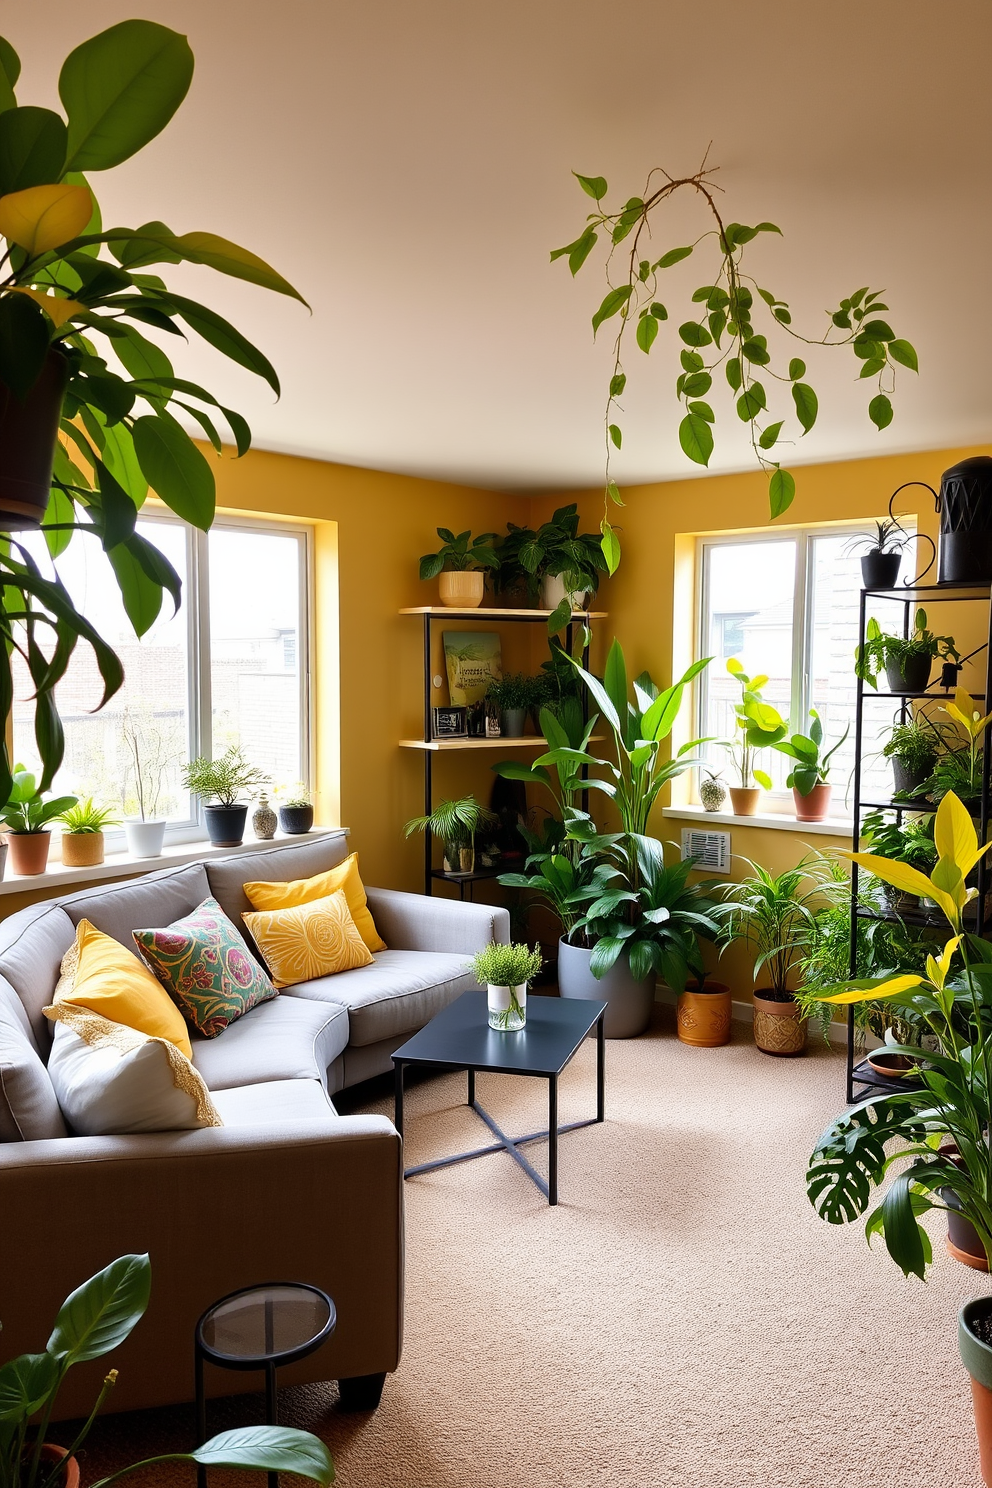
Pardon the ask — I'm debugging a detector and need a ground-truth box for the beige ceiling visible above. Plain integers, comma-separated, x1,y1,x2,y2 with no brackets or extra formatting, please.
15,0,992,490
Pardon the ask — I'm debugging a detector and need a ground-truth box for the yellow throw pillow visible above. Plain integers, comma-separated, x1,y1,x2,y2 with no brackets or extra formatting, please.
242,889,375,989
242,852,386,952
48,919,193,1059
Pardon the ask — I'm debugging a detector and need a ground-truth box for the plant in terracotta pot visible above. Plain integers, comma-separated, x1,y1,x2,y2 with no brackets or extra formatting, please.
404,794,498,875
855,608,958,693
419,527,499,608
277,782,314,835
183,748,270,847
772,708,849,822
0,767,76,876
57,797,118,868
675,965,733,1049
0,1252,333,1488
721,659,786,815
882,715,941,795
471,941,543,1031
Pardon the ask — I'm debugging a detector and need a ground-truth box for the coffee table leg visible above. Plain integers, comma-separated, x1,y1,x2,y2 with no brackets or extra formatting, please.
394,1061,404,1139
265,1360,279,1488
467,1067,475,1107
548,1074,558,1206
597,1012,605,1123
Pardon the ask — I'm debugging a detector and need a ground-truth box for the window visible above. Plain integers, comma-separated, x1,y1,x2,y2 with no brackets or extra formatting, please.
697,526,911,810
11,514,311,845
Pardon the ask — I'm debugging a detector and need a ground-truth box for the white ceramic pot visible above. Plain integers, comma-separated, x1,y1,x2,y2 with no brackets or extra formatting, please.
540,574,591,613
487,982,527,1031
124,819,167,858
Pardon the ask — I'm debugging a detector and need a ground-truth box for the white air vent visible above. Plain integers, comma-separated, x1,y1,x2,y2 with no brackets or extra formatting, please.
680,827,731,874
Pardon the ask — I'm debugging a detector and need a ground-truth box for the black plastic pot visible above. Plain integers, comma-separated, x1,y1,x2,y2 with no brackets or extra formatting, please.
0,349,70,530
945,1188,990,1270
891,757,932,795
884,653,932,693
938,456,992,585
278,804,313,835
204,803,248,846
861,550,901,589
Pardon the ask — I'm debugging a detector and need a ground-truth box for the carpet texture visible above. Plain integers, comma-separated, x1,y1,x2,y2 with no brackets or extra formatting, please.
68,1004,985,1487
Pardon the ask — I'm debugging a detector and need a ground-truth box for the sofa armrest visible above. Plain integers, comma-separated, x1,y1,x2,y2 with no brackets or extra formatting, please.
0,1115,402,1417
366,887,510,954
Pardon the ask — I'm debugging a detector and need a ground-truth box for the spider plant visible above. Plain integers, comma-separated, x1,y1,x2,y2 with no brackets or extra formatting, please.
720,855,836,1000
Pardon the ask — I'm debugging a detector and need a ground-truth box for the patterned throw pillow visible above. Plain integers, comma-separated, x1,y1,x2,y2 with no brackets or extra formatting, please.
242,888,375,989
242,853,386,952
133,897,276,1038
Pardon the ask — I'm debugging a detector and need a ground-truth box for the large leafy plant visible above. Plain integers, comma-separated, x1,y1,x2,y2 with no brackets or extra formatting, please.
855,609,958,688
0,1253,333,1488
0,765,74,834
552,159,918,569
772,708,849,795
182,747,270,808
0,21,304,807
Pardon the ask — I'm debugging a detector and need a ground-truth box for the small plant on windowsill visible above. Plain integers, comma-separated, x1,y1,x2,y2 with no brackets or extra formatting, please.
772,709,850,823
0,766,76,876
57,797,119,870
120,708,178,860
471,941,543,1031
183,748,270,848
276,781,314,836
721,659,786,816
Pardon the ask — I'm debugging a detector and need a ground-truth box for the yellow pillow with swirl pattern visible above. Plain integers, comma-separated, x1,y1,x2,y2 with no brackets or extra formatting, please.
242,889,374,989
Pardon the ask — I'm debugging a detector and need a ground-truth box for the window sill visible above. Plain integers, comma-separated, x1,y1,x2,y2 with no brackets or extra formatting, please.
0,827,347,898
662,804,853,838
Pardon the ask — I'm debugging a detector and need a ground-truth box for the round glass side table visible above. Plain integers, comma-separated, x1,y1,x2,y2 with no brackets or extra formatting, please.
195,1283,336,1488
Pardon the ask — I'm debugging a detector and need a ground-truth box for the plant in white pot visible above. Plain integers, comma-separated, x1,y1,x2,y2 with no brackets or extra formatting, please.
184,748,270,847
120,709,175,858
419,528,499,608
471,941,542,1031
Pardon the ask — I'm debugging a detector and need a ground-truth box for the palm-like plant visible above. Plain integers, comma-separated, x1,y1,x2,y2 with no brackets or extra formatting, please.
403,795,497,851
721,856,834,997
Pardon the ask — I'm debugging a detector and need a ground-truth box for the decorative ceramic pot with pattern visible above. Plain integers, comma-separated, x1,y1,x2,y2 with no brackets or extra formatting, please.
252,793,277,840
676,981,732,1047
699,772,728,812
752,990,806,1056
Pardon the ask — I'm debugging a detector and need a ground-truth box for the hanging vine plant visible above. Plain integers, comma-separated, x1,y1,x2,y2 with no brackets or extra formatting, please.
0,20,306,807
551,157,919,573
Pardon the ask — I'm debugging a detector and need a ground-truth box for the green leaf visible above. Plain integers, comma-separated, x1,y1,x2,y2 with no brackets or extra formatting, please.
600,520,620,575
0,36,20,113
832,310,852,329
858,357,886,379
190,1427,334,1484
0,107,66,194
591,285,632,335
635,313,658,353
682,372,712,397
726,359,742,391
94,459,138,549
608,423,622,448
568,227,598,276
546,598,571,636
132,414,215,528
679,413,713,466
113,324,173,384
678,321,712,348
650,302,667,319
742,338,770,366
736,384,766,420
606,478,623,506
862,319,894,341
853,336,882,361
0,1351,61,1422
758,420,784,449
108,540,163,634
769,468,796,518
772,307,792,325
656,246,693,268
48,1253,150,1364
680,350,704,373
43,486,75,559
165,231,308,306
60,20,194,172
609,373,626,397
161,293,280,395
869,393,893,430
888,339,919,373
708,309,726,345
687,400,714,422
100,419,147,505
119,529,182,614
573,171,607,201
113,218,181,268
603,639,628,728
0,293,50,401
792,382,818,434
880,1172,928,1280
788,358,806,380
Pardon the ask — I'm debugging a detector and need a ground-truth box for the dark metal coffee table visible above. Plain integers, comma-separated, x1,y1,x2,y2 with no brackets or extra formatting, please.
392,991,606,1206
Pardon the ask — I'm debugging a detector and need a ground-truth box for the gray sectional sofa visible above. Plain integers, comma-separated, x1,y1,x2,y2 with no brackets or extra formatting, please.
0,830,510,1417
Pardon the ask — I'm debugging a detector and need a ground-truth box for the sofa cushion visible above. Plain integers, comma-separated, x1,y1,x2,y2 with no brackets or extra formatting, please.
243,890,374,989
0,975,66,1141
54,920,193,1058
283,949,474,1047
243,852,385,952
212,1078,338,1126
205,833,350,929
134,897,276,1038
0,904,76,1048
189,993,349,1091
60,862,211,951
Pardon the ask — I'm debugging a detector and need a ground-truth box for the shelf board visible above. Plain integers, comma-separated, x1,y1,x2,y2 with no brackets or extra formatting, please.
850,1058,925,1095
861,690,984,700
864,584,991,600
399,606,607,619
430,866,503,883
401,734,552,751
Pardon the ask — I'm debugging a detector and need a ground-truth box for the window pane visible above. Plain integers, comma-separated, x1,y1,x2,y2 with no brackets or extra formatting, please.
209,527,304,788
702,539,795,791
11,520,191,821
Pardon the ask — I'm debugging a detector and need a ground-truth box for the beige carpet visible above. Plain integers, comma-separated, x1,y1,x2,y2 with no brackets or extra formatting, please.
72,1004,986,1488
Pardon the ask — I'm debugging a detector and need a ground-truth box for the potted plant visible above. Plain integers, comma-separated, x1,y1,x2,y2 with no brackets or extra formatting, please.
858,810,938,916
57,798,119,868
404,794,498,874
419,527,499,608
843,518,911,589
855,608,959,692
1,1251,333,1488
772,708,849,822
698,767,728,812
802,792,992,1476
882,715,941,794
120,709,176,859
183,748,271,847
722,660,786,815
277,782,314,835
676,965,733,1048
493,505,607,627
0,767,76,876
487,673,539,737
471,942,542,1031
721,857,833,1055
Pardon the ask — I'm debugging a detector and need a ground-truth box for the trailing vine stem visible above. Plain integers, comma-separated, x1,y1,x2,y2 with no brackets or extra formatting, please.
552,157,919,573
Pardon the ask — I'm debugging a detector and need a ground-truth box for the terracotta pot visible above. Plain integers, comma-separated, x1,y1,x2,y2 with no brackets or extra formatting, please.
729,786,760,816
793,782,831,822
8,831,51,876
438,571,484,608
866,1048,923,1085
945,1189,990,1272
753,990,807,1056
60,831,106,868
36,1445,79,1488
959,1297,992,1484
677,982,732,1047
0,349,70,529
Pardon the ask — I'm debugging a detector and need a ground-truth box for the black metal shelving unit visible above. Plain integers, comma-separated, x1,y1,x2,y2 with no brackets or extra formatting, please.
847,582,992,1102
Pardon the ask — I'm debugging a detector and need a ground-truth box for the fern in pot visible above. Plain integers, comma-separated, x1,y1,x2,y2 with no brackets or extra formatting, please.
183,748,270,847
472,941,542,1030
882,716,941,795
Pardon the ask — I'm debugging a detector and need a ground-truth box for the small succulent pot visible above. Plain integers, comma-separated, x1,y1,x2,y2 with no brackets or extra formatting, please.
124,819,166,858
61,831,105,868
278,803,313,835
792,782,831,822
753,990,807,1056
8,831,51,876
677,982,732,1047
500,707,527,738
439,571,484,608
252,793,277,840
729,786,761,816
885,653,932,693
959,1296,992,1485
699,773,728,812
860,550,901,589
487,982,527,1031
204,803,248,847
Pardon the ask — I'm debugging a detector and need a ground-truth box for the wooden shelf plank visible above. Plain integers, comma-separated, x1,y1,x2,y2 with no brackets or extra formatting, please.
399,606,607,618
400,735,552,751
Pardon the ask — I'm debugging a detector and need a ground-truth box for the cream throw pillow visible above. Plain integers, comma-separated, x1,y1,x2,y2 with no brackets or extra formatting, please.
45,1005,221,1136
242,889,374,989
